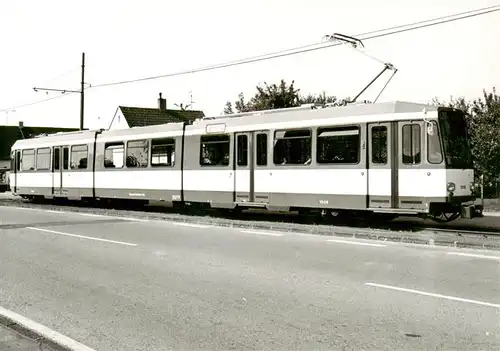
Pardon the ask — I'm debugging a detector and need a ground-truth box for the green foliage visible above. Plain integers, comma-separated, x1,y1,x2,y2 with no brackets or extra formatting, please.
224,80,339,114
298,92,338,105
433,87,500,196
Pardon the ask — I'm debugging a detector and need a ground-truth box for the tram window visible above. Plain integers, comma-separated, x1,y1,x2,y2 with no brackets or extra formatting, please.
126,140,149,168
104,142,124,168
256,133,267,166
427,121,443,164
36,148,51,170
71,145,88,169
317,126,359,164
21,149,35,171
274,129,311,165
10,151,15,172
200,134,230,166
16,151,21,172
53,148,60,171
402,124,421,164
63,147,69,170
371,126,387,164
237,135,248,166
151,138,175,167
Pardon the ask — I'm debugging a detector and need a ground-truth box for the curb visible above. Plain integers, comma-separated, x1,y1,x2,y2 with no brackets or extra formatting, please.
0,306,95,351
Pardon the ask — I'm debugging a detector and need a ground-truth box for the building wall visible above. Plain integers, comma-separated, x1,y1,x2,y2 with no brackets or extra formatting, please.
108,110,130,130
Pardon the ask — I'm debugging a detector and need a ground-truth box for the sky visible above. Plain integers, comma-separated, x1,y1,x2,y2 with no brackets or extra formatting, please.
0,0,499,130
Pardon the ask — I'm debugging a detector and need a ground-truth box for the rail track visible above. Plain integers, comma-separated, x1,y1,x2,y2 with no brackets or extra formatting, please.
1,194,498,238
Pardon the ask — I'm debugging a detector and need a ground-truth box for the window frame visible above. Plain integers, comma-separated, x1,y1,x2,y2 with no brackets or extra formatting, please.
316,125,361,165
21,149,35,171
426,120,444,165
236,134,248,167
36,147,51,171
199,134,231,167
104,142,125,169
126,139,149,168
256,133,268,167
150,137,176,168
273,128,312,166
371,125,388,165
402,123,422,165
70,144,89,170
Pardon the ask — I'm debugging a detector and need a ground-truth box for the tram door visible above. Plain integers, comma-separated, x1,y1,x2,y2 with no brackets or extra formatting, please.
234,131,270,204
367,122,398,208
52,146,69,196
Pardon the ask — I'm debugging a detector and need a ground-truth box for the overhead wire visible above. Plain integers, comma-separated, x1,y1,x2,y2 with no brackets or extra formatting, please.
90,4,500,88
2,4,499,112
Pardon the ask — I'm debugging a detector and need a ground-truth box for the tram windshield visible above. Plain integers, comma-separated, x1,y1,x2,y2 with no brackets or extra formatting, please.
438,109,474,169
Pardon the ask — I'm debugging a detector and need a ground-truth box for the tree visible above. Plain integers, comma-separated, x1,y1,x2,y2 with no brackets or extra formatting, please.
299,92,338,105
223,80,341,114
433,87,500,197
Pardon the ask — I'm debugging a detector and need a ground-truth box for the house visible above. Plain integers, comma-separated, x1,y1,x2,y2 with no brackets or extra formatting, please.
108,93,205,130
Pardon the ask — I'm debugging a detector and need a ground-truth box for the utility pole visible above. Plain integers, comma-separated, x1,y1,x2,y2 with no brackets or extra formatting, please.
80,52,85,130
33,52,88,130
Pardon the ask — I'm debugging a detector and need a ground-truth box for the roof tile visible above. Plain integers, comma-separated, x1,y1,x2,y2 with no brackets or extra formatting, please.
119,106,205,128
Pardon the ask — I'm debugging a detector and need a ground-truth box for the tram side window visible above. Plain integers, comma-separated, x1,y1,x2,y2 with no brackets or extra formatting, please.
427,121,443,164
71,145,88,169
53,148,60,170
151,138,175,167
21,149,35,171
273,129,311,165
16,151,21,172
237,135,248,166
402,124,421,164
104,142,124,168
63,147,69,170
371,126,388,164
317,126,359,164
256,133,267,166
200,135,230,166
127,140,149,168
36,148,51,170
10,151,15,171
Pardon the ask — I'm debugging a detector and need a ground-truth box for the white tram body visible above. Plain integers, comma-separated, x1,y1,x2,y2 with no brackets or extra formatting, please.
9,101,481,221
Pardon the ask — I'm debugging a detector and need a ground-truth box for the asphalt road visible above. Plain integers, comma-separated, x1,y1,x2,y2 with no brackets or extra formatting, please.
1,206,499,350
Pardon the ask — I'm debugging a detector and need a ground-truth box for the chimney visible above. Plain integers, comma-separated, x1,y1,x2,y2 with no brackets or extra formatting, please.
158,92,166,111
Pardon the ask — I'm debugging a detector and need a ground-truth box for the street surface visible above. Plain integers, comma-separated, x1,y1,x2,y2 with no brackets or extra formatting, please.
1,206,499,350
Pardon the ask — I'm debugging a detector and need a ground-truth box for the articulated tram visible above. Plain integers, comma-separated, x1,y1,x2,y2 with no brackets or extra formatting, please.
9,101,482,222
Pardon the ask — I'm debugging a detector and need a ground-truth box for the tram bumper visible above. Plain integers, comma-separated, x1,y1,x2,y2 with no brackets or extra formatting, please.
460,204,484,219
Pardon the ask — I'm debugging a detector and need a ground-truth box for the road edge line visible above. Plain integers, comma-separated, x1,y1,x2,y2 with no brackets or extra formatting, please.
0,305,95,351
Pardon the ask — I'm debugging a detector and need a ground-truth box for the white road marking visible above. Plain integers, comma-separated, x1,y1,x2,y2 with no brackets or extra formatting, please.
327,239,387,247
77,213,109,218
0,305,96,351
26,227,138,246
447,252,500,260
45,210,66,214
365,282,500,309
171,222,209,228
240,230,284,236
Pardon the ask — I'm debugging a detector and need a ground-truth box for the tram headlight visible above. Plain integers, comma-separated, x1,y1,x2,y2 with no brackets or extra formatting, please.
447,182,456,192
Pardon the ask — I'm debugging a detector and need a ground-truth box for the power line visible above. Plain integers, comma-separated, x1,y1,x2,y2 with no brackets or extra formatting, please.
91,4,500,89
1,92,78,112
2,4,499,111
